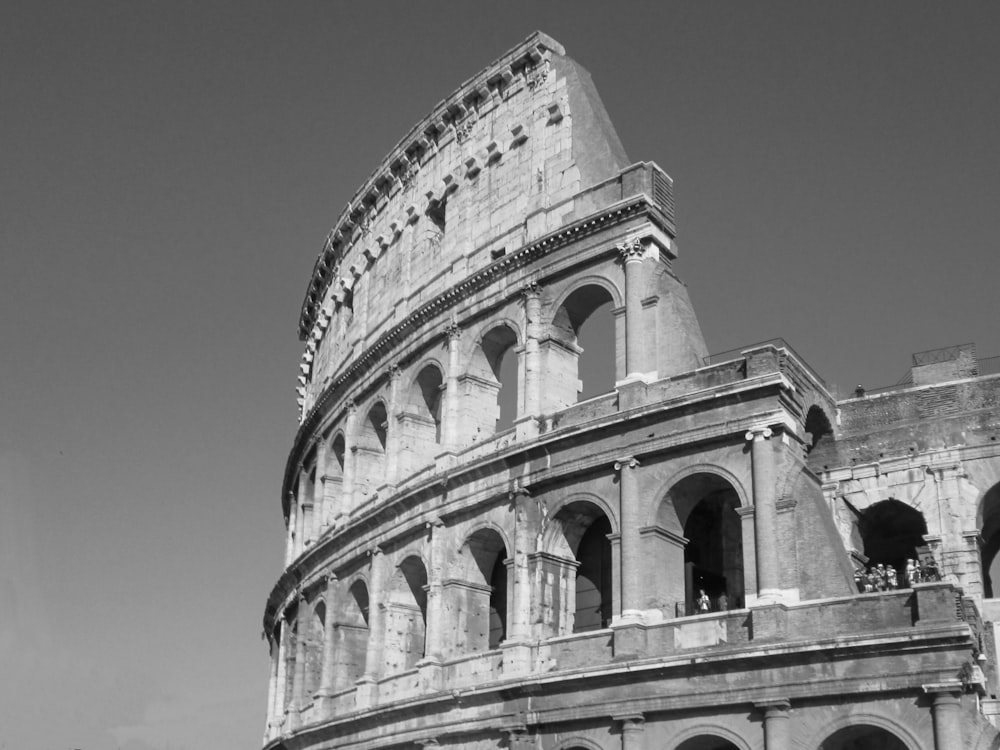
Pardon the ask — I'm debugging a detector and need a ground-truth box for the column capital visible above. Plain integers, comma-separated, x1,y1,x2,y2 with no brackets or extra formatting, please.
614,456,640,471
323,569,338,585
923,681,964,698
445,322,462,341
345,398,358,415
613,712,645,728
756,698,791,713
745,426,773,442
616,237,645,262
521,280,543,299
387,362,403,380
425,515,445,530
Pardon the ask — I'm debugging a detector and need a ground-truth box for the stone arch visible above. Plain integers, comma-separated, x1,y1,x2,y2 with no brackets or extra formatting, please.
449,526,510,652
336,577,370,688
857,498,929,575
552,739,607,750
808,713,924,750
462,320,522,438
653,468,748,616
979,482,1000,597
383,554,428,673
355,399,389,504
398,361,446,475
542,497,616,635
668,724,752,750
546,280,620,407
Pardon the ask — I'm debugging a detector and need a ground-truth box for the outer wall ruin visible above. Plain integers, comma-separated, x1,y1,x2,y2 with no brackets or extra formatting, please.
263,32,1000,750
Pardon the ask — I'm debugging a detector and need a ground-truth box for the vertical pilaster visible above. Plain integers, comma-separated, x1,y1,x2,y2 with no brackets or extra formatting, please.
362,547,387,681
615,456,642,621
296,470,312,550
385,364,402,484
265,630,280,736
758,699,790,750
424,518,445,661
509,488,535,642
747,426,780,601
522,283,542,417
925,685,963,750
342,401,358,518
443,324,462,449
290,593,308,723
275,615,290,723
618,239,646,380
317,572,338,707
284,493,297,567
313,439,329,536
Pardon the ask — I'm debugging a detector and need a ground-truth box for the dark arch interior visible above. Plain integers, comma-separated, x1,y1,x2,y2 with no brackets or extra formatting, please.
676,476,744,614
553,284,616,401
488,553,508,648
413,365,444,442
574,515,613,632
819,725,908,750
481,325,519,431
675,736,741,750
859,499,928,571
804,404,833,453
982,484,1000,597
367,402,388,449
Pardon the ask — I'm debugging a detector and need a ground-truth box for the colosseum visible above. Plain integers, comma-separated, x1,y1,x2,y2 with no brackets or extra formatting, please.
262,31,1000,750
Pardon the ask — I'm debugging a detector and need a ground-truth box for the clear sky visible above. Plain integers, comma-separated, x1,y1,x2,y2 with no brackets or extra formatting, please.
2,2,998,748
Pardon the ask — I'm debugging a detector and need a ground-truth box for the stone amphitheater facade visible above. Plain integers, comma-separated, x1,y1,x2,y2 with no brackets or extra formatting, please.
262,32,1000,750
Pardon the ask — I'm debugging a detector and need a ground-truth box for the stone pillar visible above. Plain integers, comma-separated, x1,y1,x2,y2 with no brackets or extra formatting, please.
313,439,329,536
510,488,536,641
617,714,644,750
758,699,790,750
747,426,780,601
361,547,386,685
264,631,280,735
443,324,462,449
522,283,542,417
385,364,402,484
296,469,313,549
618,238,647,380
275,616,290,722
290,593,308,724
341,401,358,518
316,573,338,708
284,493,297,567
615,456,642,621
424,518,445,661
925,685,963,750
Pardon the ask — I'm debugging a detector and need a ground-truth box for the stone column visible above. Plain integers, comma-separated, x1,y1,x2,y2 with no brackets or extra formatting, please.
617,238,647,379
290,593,308,724
316,573,339,707
264,631,280,735
926,685,963,750
424,518,445,661
758,699,790,750
522,283,542,417
275,616,290,722
443,324,462,449
341,401,358,519
617,714,644,750
313,439,329,536
509,488,535,642
296,469,313,549
362,547,386,681
747,426,780,601
385,364,402,484
615,456,642,621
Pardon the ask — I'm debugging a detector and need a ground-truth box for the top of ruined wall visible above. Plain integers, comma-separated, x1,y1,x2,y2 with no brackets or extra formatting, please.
297,32,631,339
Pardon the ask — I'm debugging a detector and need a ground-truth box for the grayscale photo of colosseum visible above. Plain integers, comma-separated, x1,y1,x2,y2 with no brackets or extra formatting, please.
261,31,1000,750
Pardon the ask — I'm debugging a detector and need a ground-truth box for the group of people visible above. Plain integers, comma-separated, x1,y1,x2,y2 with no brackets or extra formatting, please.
853,558,940,593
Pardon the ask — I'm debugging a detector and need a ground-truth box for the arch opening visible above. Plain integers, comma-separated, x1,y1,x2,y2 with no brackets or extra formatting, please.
466,324,520,437
452,528,509,653
548,284,616,408
804,404,833,453
981,483,1000,597
661,473,744,615
818,725,909,750
858,499,928,573
675,736,741,750
305,601,325,697
384,556,428,673
546,500,614,634
336,580,370,687
355,401,388,503
399,364,444,476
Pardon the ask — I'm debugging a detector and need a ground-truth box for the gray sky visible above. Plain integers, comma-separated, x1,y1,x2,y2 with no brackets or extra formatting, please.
2,2,998,748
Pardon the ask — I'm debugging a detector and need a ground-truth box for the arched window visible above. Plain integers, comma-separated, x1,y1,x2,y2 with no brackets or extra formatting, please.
818,725,908,750
354,401,388,504
384,556,428,673
858,499,928,571
465,324,520,438
450,528,509,652
335,580,370,689
398,364,444,476
658,473,744,616
548,284,617,408
305,601,325,697
544,500,614,635
981,483,1000,597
